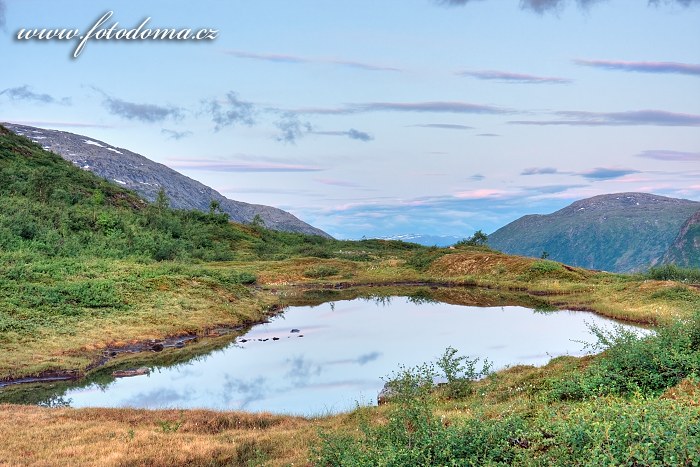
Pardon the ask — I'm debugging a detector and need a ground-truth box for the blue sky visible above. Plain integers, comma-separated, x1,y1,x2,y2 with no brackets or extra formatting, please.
1,0,699,239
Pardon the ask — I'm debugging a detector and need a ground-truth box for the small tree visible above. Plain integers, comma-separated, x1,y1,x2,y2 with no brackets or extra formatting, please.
251,214,265,229
541,250,549,259
90,190,105,223
155,188,169,212
209,199,221,215
456,229,488,247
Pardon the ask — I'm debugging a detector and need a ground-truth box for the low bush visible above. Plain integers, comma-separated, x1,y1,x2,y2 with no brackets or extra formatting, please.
646,264,700,283
303,266,340,279
549,312,700,400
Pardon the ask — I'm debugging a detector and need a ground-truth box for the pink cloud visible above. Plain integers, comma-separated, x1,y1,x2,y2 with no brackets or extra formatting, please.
454,189,509,199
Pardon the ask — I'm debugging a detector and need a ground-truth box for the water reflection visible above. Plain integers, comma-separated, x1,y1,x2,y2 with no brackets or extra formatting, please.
48,297,645,415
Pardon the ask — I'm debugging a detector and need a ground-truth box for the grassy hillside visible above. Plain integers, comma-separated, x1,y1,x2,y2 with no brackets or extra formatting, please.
488,193,700,272
0,124,426,378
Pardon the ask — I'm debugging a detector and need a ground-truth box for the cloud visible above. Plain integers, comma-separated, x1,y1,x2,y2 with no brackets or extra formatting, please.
4,120,115,129
637,150,700,162
274,112,312,143
523,184,587,194
89,87,181,122
222,49,401,72
356,101,511,114
510,110,700,126
285,355,322,388
476,133,500,137
454,189,510,199
298,101,512,115
410,123,474,130
0,0,6,29
575,59,700,77
434,0,700,12
458,70,572,84
315,178,363,188
578,167,639,180
104,97,182,123
222,375,267,409
521,167,562,175
307,188,585,239
123,388,194,408
0,85,70,105
205,91,256,131
167,158,323,172
161,129,192,140
433,0,595,11
347,128,373,141
312,128,374,141
356,352,382,365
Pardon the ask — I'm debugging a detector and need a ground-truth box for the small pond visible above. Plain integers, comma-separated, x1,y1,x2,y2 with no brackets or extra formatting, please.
16,296,645,415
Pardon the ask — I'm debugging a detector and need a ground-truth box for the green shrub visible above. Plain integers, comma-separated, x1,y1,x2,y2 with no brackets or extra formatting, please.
647,264,700,283
529,260,561,273
651,285,699,302
303,266,340,278
540,396,700,466
549,313,700,399
236,272,257,285
406,248,445,271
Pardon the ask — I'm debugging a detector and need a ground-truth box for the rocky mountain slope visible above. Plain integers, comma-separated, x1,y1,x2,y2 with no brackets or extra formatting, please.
662,209,700,268
4,123,330,238
488,193,700,272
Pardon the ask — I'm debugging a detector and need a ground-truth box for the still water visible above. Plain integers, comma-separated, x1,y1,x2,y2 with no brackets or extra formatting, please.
58,297,642,415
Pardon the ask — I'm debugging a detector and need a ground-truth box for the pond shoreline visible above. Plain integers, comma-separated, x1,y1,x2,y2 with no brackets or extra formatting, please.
0,279,653,390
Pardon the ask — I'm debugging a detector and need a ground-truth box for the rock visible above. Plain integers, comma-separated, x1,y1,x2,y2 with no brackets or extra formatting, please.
239,339,248,343
272,337,280,341
290,329,300,333
113,367,150,378
151,343,164,352
298,335,304,338
175,341,185,348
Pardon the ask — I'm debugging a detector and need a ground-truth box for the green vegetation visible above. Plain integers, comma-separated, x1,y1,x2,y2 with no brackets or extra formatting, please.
550,312,700,399
646,264,700,283
662,210,700,268
303,265,341,279
2,124,700,465
455,229,488,247
315,321,700,466
488,193,700,272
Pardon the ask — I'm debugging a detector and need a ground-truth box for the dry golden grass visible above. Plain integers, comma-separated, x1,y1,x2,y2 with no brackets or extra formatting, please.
0,404,328,466
429,251,536,277
5,249,698,381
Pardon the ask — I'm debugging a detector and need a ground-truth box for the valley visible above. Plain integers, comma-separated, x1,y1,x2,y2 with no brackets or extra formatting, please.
1,124,700,465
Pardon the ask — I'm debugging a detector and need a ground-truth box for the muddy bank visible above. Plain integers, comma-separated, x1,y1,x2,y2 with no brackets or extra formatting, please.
0,304,288,389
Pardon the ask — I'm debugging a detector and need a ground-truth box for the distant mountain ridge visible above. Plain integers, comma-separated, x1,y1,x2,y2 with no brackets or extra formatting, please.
488,193,700,272
4,123,330,238
376,234,463,247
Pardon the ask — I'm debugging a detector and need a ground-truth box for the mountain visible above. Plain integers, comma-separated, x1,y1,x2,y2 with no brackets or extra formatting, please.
376,234,464,247
3,123,330,238
488,193,700,272
662,209,700,268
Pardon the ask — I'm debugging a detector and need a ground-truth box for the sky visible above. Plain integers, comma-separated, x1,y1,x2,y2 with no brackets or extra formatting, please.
1,0,699,239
